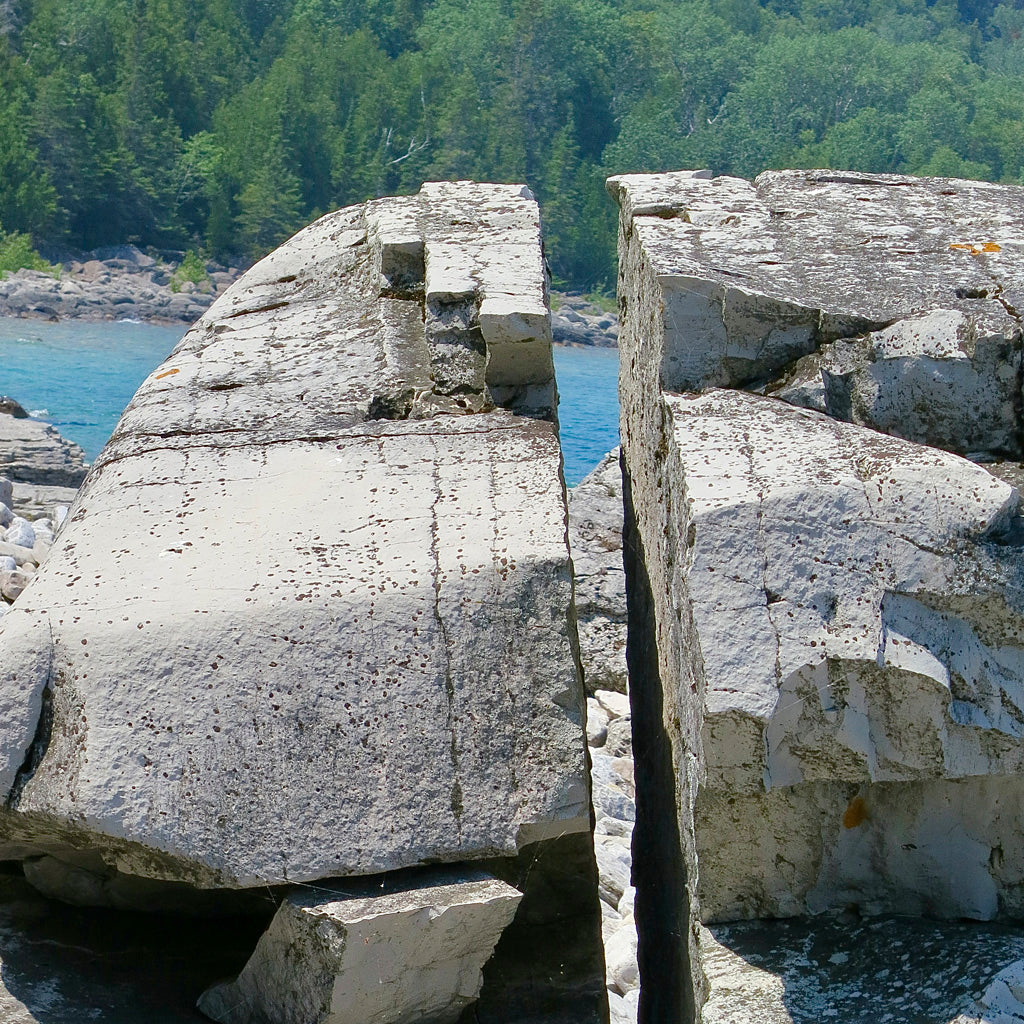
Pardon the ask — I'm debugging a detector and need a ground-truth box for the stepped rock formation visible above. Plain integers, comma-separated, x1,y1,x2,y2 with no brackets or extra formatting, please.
0,403,88,488
0,182,606,1023
610,168,1024,1022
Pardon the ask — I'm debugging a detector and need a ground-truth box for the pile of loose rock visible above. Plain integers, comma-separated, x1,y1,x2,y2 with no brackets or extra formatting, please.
588,688,639,1023
567,450,639,1022
0,476,59,612
0,245,240,323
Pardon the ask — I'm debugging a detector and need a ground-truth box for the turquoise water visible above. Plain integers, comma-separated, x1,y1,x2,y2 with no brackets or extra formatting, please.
553,345,620,485
0,318,619,486
0,319,185,459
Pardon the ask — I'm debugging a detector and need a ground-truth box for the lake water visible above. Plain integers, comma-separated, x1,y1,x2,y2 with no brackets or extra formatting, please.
0,318,619,486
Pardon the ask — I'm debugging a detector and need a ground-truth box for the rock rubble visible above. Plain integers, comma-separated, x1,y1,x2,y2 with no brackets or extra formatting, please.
551,293,619,348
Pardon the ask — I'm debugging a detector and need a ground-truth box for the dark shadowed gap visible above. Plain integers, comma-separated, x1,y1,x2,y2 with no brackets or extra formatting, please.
622,451,695,1023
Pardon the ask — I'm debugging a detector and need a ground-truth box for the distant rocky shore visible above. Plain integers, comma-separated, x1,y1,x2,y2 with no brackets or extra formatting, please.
0,245,242,324
0,246,620,342
551,292,619,347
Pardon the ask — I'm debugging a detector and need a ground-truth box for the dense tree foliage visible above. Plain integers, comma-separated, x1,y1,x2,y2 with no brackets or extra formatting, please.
1,0,1022,287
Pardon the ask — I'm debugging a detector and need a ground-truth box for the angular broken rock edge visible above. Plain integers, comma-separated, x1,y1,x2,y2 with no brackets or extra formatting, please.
610,168,1024,1022
0,182,607,1024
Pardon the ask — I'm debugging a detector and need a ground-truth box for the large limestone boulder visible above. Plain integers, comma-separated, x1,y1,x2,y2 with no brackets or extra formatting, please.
0,183,605,1022
610,168,1024,1023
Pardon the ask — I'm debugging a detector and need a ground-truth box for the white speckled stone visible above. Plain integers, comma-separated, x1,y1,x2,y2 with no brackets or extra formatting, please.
198,870,522,1024
0,184,588,892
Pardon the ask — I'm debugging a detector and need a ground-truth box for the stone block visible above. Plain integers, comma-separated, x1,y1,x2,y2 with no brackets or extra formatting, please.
198,870,522,1024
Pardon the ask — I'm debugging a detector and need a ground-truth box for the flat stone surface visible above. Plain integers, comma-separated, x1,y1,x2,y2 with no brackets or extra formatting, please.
199,869,522,1024
0,183,588,890
607,169,1024,394
701,915,1024,1024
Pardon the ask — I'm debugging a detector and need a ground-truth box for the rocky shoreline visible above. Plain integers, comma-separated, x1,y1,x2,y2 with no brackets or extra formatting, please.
0,245,242,324
0,247,621,343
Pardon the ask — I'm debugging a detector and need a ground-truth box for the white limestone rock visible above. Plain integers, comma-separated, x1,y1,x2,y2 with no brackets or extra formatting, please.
568,449,628,693
771,308,1023,459
197,870,522,1024
612,169,1024,1022
606,168,1024,398
643,390,1024,921
0,183,589,891
606,920,640,994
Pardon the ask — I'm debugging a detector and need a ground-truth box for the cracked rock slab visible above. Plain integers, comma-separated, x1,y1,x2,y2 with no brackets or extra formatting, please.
198,869,522,1024
607,169,1024,397
0,182,588,890
0,412,88,488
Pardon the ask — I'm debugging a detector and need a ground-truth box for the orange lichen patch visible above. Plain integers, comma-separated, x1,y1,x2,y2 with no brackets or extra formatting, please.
949,242,1002,254
842,795,869,829
155,368,180,379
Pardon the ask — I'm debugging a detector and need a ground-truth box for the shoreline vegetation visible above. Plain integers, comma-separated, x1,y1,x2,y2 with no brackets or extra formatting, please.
2,1,1023,297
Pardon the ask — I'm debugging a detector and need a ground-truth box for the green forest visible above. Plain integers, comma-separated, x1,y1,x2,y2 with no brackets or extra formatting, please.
1,0,1023,289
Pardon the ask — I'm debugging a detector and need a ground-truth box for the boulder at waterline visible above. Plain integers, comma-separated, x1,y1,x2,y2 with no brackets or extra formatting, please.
0,409,87,487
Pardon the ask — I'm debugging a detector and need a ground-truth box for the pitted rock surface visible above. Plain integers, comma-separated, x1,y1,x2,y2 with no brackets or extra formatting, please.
612,168,1024,1023
0,183,589,891
607,169,1024,404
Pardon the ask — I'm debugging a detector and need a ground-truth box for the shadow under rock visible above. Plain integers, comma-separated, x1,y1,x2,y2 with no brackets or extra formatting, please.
0,869,272,1024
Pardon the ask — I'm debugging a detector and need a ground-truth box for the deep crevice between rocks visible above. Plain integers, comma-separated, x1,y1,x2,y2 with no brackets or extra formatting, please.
621,454,696,1024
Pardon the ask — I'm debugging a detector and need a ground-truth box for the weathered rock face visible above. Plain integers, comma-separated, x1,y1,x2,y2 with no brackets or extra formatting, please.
659,389,1024,921
608,169,1022,400
568,448,627,694
0,410,87,487
610,168,1024,1023
198,869,522,1024
771,308,1023,459
0,183,606,1022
